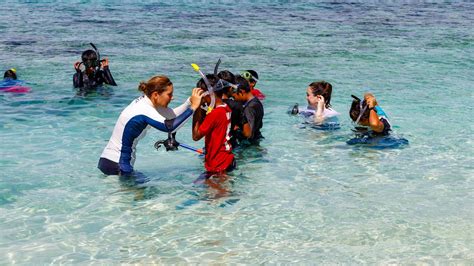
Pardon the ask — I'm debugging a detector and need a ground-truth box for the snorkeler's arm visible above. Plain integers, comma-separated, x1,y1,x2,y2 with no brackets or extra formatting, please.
241,111,253,138
242,122,252,138
73,71,83,88
368,108,384,132
102,68,117,86
313,95,326,124
365,93,384,132
192,109,206,141
99,58,117,86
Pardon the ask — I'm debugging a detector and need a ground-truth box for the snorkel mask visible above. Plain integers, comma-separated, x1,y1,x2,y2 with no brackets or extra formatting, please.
80,43,104,71
351,95,368,125
241,71,259,83
215,79,237,92
83,59,100,68
154,132,180,151
154,119,181,151
191,63,216,114
198,79,237,112
192,59,238,114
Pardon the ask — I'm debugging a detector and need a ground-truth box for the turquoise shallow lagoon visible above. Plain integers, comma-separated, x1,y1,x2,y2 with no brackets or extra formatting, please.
0,2,473,264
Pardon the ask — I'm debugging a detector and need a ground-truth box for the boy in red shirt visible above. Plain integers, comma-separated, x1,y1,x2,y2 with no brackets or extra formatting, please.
192,75,235,176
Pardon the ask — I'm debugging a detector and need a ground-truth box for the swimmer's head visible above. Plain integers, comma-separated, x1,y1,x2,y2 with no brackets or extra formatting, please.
4,68,17,80
138,75,173,107
81,49,99,69
307,80,332,108
241,70,258,85
217,70,235,84
196,74,217,92
349,95,370,125
230,75,251,101
196,74,229,104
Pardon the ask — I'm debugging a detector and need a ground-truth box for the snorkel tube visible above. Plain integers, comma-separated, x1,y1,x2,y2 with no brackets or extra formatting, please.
88,42,108,72
191,63,215,114
89,43,101,70
214,58,221,76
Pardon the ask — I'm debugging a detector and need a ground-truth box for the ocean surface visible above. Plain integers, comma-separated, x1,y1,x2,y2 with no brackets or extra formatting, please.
1,1,473,264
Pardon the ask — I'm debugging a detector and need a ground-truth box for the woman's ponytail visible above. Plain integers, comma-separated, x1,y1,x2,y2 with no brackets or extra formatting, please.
137,75,172,97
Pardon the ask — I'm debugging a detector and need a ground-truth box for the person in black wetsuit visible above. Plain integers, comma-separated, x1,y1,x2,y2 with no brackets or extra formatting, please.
231,75,264,146
73,46,117,91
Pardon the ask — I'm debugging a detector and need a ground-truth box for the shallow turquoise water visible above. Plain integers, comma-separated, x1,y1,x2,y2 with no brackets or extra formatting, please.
1,2,473,264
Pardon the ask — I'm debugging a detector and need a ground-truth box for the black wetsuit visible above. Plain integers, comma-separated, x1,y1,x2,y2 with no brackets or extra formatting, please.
73,66,117,90
237,97,264,145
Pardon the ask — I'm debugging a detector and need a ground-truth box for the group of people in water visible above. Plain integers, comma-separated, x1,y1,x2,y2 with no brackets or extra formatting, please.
3,43,402,183
96,63,265,179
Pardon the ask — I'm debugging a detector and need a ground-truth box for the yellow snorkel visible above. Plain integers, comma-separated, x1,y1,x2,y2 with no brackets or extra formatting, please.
191,63,215,114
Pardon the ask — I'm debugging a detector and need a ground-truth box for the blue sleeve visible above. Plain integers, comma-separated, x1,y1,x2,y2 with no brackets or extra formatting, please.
146,108,194,132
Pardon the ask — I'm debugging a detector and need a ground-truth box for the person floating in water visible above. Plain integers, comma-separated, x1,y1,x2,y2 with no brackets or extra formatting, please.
98,75,203,176
350,92,391,136
291,80,340,127
192,74,236,177
3,68,17,80
347,92,408,148
73,43,117,91
241,70,265,100
0,68,31,93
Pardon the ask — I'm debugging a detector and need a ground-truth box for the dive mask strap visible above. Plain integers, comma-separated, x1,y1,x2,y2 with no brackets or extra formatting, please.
242,71,258,82
354,100,368,124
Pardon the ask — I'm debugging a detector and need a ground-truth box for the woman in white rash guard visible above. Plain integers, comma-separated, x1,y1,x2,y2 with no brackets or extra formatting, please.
98,75,204,176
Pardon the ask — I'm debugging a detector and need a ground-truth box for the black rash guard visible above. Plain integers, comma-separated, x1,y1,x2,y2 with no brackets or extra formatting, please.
73,66,117,90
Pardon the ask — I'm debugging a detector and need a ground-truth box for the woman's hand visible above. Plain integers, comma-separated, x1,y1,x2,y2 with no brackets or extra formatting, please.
314,95,326,124
316,95,325,110
364,93,377,108
190,87,205,111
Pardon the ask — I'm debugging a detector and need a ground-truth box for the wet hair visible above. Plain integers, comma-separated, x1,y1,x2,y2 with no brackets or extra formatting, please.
81,49,98,62
235,75,251,93
217,70,235,84
217,70,235,94
4,69,17,79
246,70,258,83
349,96,369,122
196,74,224,97
138,75,172,98
308,80,333,108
